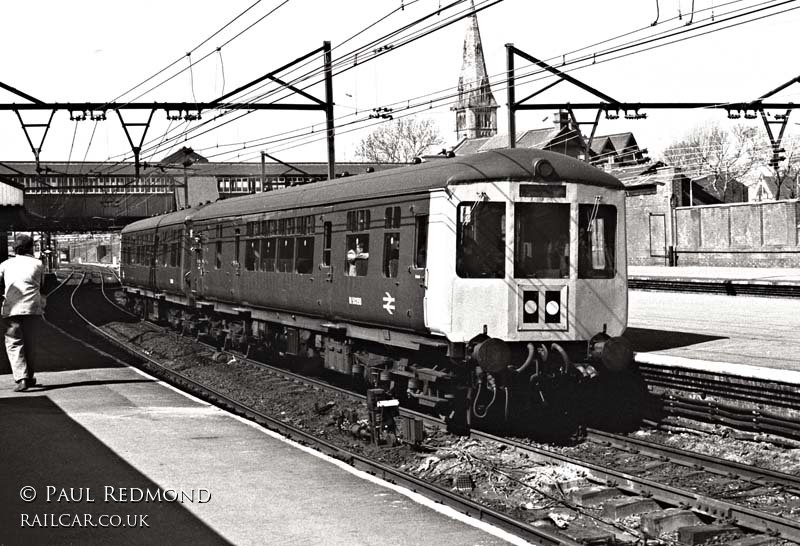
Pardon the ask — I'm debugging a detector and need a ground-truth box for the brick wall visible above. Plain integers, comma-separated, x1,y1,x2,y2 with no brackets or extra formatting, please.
625,183,672,266
623,161,800,269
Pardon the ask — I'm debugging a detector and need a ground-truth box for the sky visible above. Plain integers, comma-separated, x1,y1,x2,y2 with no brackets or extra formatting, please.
1,0,798,167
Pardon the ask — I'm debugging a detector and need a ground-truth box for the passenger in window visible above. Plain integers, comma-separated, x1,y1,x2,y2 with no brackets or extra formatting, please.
386,238,400,278
346,243,369,276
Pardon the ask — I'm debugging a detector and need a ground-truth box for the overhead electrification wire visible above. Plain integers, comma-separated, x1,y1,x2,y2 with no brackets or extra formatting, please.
65,119,80,175
94,0,796,176
196,0,798,165
95,0,480,171
74,0,289,170
121,0,294,106
106,0,267,106
152,0,795,164
133,0,428,163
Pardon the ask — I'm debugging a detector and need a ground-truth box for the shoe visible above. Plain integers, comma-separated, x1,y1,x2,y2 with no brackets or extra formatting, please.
25,378,38,388
13,381,28,392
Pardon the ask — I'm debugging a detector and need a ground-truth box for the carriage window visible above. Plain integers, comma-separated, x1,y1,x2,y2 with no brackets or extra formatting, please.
277,237,294,272
345,234,369,277
295,237,315,274
297,215,315,235
244,238,259,271
347,209,371,231
261,238,276,272
322,222,332,266
456,202,505,278
578,204,616,279
383,233,400,278
170,230,180,267
414,215,428,268
514,203,570,279
384,206,401,228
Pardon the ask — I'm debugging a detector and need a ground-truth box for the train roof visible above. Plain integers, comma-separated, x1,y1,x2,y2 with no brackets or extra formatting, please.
121,203,209,233
123,148,622,232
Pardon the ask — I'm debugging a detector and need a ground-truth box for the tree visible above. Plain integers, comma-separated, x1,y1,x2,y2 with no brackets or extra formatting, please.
767,135,800,200
354,117,443,163
661,123,764,201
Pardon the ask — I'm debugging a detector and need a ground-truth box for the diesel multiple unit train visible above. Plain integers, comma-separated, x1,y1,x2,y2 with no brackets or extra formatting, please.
121,148,635,432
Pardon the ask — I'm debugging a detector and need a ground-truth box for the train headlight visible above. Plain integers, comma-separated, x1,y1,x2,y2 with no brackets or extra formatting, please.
472,337,510,373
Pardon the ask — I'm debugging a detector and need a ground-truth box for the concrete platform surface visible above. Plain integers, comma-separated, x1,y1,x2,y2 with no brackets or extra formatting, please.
626,289,800,383
0,365,525,546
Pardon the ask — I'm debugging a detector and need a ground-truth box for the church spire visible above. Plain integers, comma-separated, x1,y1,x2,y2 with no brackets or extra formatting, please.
453,0,498,139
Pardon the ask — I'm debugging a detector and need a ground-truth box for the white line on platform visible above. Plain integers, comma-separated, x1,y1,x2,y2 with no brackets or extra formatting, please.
635,352,800,384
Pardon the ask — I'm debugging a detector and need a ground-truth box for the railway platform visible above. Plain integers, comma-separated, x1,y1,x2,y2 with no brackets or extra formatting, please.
626,268,800,387
0,320,524,546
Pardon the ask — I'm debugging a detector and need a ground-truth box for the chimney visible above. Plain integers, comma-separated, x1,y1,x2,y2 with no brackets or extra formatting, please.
554,110,571,130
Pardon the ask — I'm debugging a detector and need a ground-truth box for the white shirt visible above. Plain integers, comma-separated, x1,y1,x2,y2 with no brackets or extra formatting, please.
0,254,45,317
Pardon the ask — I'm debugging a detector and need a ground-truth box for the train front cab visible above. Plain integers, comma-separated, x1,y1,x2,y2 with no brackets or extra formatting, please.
425,163,632,430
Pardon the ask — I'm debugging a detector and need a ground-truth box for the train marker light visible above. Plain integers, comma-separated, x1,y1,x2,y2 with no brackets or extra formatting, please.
544,291,561,324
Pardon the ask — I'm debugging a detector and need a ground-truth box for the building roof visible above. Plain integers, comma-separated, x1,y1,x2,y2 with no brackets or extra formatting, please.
589,132,642,163
159,147,209,166
452,136,491,155
452,127,586,155
604,161,681,187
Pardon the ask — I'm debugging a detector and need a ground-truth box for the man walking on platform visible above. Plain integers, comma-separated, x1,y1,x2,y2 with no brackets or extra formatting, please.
0,234,46,392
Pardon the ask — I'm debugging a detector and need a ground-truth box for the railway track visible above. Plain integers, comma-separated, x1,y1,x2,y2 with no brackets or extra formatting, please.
52,267,800,545
638,361,800,443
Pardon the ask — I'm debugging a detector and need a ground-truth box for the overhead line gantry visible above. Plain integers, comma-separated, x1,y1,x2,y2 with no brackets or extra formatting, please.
505,44,796,172
0,42,336,181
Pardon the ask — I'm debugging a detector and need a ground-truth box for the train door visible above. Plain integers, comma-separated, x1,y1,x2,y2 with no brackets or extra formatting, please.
148,230,159,291
187,225,204,297
231,223,243,303
407,213,429,330
201,221,229,302
319,219,334,317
